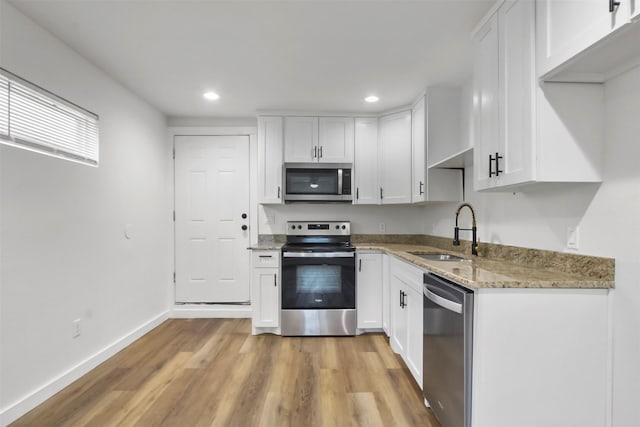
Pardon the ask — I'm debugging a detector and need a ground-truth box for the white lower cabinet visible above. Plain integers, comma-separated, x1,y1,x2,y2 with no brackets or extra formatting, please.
382,254,390,336
389,257,423,387
356,252,383,330
471,288,610,427
250,250,280,333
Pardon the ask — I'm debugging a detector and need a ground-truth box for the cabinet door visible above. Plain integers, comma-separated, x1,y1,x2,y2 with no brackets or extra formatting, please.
411,97,427,203
405,285,424,387
284,116,318,163
356,253,383,329
536,0,629,78
378,111,412,204
473,14,500,191
353,118,380,205
632,0,640,19
318,117,354,163
382,254,390,336
251,267,279,328
498,0,536,187
258,116,284,204
390,275,408,355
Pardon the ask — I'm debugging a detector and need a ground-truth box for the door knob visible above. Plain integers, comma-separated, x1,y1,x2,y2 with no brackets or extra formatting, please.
241,213,247,219
241,225,248,231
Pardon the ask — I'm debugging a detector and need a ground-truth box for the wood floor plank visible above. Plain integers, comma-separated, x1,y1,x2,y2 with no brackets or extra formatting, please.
10,319,439,427
348,392,385,427
105,351,192,426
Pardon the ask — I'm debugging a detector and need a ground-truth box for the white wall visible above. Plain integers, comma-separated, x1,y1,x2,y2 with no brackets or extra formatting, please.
0,3,171,423
259,203,428,235
424,66,640,427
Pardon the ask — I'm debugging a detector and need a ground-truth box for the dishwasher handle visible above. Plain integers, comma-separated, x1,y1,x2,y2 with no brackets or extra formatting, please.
424,287,463,314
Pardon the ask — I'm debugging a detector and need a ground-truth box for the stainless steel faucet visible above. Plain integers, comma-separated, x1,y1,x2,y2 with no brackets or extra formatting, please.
453,203,478,256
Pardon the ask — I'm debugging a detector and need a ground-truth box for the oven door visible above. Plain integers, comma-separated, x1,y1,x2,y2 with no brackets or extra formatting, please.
281,251,356,310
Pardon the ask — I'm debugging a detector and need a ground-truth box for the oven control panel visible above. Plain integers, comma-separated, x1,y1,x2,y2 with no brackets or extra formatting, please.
286,221,351,236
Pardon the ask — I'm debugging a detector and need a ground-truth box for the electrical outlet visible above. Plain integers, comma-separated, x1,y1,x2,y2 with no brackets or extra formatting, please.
379,222,386,233
567,226,579,250
72,318,81,338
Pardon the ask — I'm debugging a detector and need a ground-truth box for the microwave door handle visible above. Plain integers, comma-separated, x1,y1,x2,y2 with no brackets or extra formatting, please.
337,169,343,195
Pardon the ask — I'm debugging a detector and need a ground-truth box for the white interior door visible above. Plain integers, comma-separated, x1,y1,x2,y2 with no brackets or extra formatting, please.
174,135,250,303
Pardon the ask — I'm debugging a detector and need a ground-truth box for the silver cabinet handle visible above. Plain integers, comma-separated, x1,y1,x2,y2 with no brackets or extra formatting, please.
313,146,317,158
277,186,281,199
259,255,272,259
274,273,277,287
319,146,323,158
358,259,362,272
419,181,424,195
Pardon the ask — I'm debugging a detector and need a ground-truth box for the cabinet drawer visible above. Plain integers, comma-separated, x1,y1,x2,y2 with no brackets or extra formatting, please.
251,251,280,268
390,256,424,293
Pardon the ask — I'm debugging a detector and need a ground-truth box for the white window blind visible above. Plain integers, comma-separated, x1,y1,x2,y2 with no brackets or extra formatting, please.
0,68,99,166
0,74,8,138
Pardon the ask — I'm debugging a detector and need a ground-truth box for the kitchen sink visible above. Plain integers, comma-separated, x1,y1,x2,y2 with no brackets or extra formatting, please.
408,252,468,262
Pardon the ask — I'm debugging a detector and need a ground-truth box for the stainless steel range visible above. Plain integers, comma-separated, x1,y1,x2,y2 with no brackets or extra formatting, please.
281,221,356,336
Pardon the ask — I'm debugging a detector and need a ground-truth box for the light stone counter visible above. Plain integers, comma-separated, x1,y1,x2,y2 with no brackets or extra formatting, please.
247,243,283,251
355,243,614,289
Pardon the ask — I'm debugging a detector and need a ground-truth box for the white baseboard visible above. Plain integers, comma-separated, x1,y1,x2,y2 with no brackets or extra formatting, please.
0,311,169,426
170,304,252,318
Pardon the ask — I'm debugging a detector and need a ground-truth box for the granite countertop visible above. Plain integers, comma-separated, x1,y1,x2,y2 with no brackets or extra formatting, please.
355,243,614,290
247,243,283,251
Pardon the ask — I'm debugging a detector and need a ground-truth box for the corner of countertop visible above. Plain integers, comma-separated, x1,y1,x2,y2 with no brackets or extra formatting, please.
353,233,615,287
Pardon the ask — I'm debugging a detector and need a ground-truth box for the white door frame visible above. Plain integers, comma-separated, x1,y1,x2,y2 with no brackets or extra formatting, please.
167,126,258,317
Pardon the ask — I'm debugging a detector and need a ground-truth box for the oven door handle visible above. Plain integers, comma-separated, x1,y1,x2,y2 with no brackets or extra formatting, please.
282,252,355,258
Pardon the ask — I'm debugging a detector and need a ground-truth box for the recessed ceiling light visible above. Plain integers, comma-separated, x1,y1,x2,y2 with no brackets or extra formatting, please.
203,91,220,101
365,95,379,103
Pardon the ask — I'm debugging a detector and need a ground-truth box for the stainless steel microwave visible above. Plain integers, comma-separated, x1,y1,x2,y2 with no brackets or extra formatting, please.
284,163,352,202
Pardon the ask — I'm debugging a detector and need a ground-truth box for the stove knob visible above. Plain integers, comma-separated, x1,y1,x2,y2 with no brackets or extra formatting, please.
298,225,302,229
335,225,340,230
342,225,346,230
291,225,296,229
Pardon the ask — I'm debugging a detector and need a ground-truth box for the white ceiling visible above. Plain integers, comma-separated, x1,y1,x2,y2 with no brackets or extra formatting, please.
9,0,493,119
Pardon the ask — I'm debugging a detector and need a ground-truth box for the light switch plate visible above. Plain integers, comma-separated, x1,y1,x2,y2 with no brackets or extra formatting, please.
567,226,579,250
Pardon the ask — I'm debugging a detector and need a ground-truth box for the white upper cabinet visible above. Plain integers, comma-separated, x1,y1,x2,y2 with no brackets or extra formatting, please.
257,116,284,204
473,0,603,191
632,0,640,19
411,97,427,203
318,117,354,163
473,13,501,191
535,0,640,82
378,111,412,204
283,116,354,163
415,90,464,202
537,0,630,79
284,116,318,163
497,0,536,187
353,117,380,204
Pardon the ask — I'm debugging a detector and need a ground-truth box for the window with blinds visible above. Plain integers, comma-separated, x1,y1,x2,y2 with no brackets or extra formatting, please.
0,68,99,166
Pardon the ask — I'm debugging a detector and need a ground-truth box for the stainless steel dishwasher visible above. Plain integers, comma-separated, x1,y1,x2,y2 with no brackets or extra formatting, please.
423,272,474,427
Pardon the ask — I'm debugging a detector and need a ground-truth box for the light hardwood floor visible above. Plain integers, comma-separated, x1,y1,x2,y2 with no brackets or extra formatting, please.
11,319,440,427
